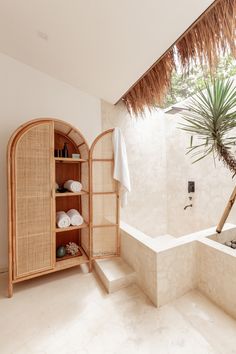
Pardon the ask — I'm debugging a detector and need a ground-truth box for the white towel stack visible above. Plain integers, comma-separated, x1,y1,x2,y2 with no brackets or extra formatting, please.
64,180,82,193
56,211,70,228
67,209,84,226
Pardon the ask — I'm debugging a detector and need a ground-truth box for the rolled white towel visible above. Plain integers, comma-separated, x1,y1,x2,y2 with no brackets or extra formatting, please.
56,211,71,228
64,180,82,193
67,209,84,226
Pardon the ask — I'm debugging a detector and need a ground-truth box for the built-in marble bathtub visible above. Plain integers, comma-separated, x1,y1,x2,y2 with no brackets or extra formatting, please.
198,229,236,319
120,221,236,319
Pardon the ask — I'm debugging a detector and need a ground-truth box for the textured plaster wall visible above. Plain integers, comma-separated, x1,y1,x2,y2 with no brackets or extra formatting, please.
101,101,236,237
102,101,168,237
165,115,236,236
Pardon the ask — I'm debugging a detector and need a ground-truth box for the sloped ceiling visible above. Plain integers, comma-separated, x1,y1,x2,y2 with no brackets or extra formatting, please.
0,0,214,103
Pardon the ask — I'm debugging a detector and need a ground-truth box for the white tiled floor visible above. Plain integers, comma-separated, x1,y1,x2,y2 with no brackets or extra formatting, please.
1,267,236,354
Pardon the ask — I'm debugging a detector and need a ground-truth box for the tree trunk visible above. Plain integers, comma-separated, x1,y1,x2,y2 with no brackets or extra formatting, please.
217,144,236,175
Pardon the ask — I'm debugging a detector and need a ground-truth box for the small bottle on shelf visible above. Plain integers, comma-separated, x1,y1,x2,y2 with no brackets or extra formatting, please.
62,143,69,158
54,149,63,157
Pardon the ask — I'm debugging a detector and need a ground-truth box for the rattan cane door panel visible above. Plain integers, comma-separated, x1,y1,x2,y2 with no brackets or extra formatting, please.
93,194,116,225
92,227,117,257
90,129,120,258
92,162,116,193
14,122,54,278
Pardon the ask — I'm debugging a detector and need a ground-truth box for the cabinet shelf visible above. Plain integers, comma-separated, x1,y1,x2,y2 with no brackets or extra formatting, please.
55,191,88,197
55,222,88,233
92,159,113,162
93,191,116,195
92,223,118,228
55,157,87,163
55,247,89,270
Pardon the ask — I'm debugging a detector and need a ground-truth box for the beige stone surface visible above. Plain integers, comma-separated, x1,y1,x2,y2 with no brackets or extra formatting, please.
121,222,236,318
157,241,198,307
101,100,236,238
121,229,157,305
93,257,136,293
1,269,236,354
198,238,236,319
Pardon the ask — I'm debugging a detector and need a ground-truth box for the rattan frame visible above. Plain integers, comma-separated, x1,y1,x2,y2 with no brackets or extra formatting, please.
89,129,120,259
8,118,120,297
8,118,91,297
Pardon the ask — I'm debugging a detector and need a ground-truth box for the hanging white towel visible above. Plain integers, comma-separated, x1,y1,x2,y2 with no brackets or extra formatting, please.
64,180,82,193
56,211,70,228
67,209,84,226
112,127,131,207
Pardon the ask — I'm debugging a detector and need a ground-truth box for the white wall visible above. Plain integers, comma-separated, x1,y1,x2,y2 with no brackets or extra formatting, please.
102,101,236,238
0,53,101,269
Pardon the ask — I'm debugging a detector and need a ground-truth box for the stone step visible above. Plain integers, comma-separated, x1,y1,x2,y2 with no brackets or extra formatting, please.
93,257,136,293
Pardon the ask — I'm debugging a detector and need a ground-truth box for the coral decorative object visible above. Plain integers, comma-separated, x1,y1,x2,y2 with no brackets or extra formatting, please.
66,242,79,256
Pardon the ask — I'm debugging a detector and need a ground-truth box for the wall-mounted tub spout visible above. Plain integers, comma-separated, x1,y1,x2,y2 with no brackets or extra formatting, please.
184,204,193,210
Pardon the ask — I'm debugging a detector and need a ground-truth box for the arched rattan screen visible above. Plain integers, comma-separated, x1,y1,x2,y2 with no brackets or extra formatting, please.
90,129,120,259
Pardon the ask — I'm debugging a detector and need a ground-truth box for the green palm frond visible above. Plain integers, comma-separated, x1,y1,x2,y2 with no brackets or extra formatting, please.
179,78,236,173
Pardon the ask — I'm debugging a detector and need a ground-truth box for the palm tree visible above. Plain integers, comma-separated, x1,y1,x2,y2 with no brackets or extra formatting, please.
180,78,236,176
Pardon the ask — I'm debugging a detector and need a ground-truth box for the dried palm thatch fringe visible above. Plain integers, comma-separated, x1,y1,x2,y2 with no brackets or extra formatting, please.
124,51,175,116
176,0,236,73
122,0,236,116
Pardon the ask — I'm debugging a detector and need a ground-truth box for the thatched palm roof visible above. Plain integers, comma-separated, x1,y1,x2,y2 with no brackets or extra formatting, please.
121,0,236,116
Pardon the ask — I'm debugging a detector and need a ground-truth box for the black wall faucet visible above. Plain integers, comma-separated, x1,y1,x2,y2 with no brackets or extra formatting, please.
184,195,193,210
184,204,193,210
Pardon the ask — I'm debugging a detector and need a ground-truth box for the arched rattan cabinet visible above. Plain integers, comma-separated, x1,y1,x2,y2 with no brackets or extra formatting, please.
8,118,120,297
